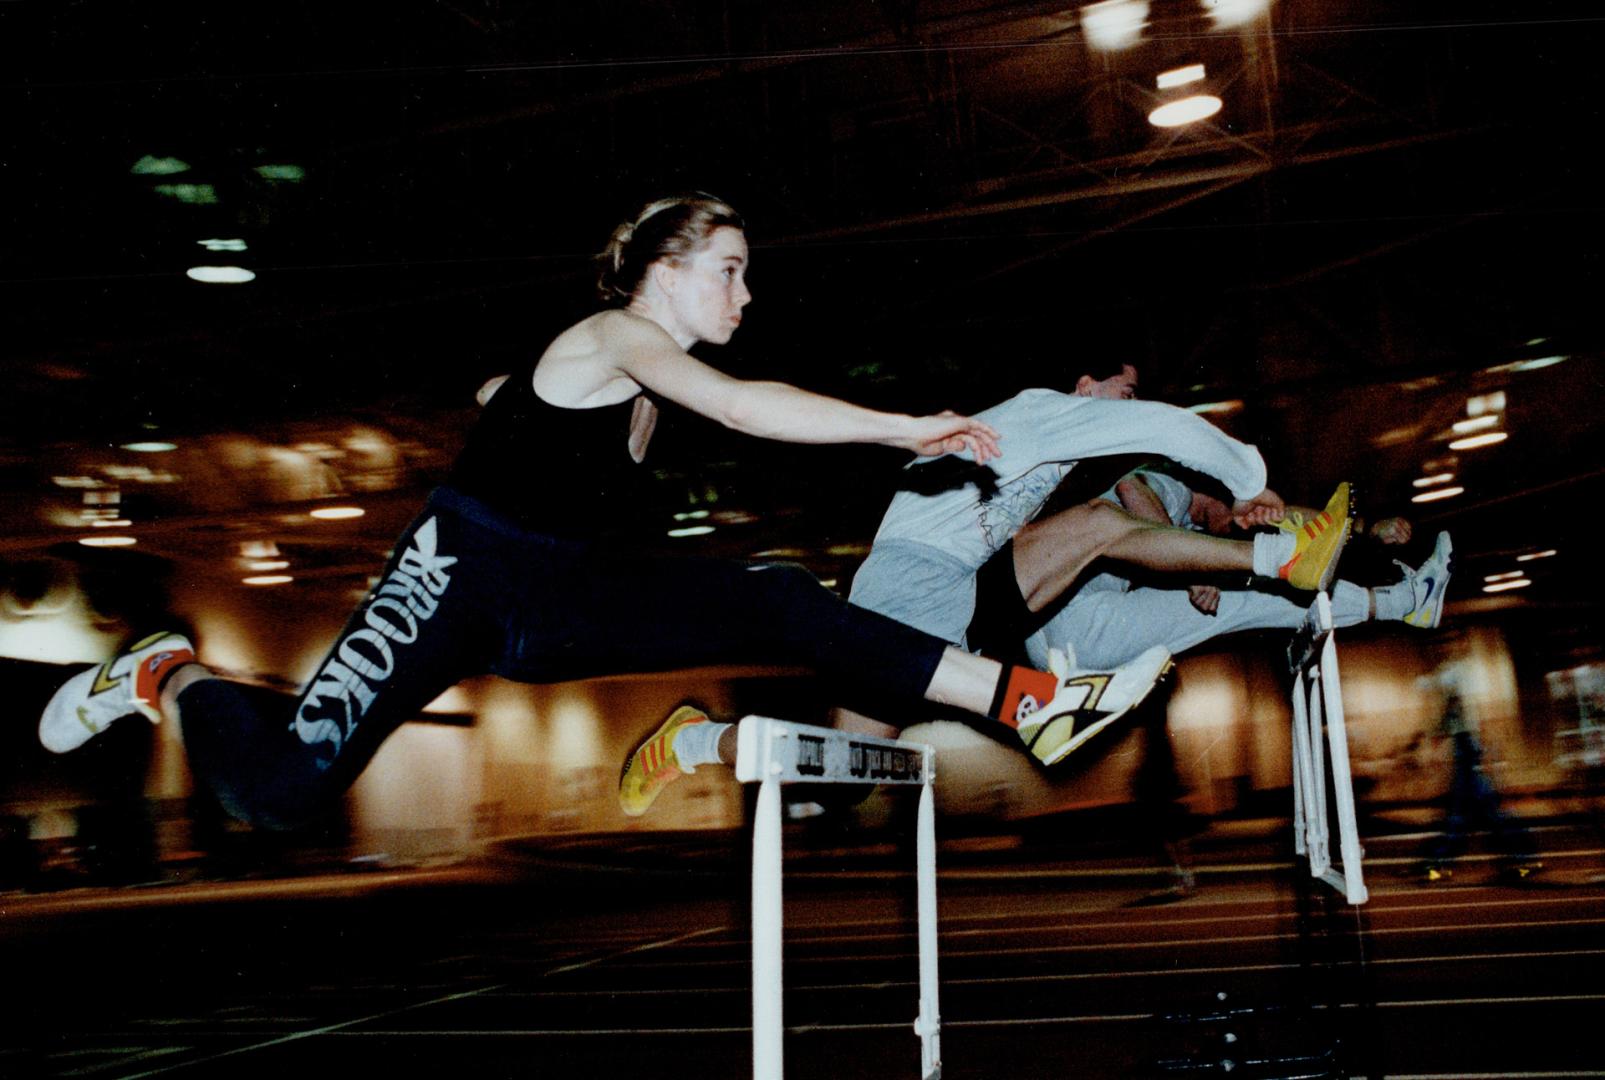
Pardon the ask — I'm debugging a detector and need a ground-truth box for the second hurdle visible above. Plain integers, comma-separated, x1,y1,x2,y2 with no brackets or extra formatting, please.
734,715,942,1080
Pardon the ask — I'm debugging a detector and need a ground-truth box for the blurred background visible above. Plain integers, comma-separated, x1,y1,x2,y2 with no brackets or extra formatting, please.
2,0,1602,887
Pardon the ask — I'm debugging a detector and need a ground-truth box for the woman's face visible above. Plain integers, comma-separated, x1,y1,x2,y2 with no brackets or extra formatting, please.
662,226,752,345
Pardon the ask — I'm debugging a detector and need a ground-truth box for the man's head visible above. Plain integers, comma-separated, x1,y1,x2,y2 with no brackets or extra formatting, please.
1189,490,1236,536
1075,363,1139,400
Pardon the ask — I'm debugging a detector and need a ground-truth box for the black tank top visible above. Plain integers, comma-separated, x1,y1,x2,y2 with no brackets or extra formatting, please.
447,364,657,541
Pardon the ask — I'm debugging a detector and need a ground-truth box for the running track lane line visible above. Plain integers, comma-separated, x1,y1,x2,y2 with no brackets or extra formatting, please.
105,924,727,1078
307,991,1605,1038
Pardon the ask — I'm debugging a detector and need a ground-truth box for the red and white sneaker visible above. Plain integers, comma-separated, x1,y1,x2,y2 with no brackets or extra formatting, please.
38,631,196,753
1017,644,1174,766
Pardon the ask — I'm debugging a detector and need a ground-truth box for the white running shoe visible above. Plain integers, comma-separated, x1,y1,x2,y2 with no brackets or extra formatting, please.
1398,531,1454,629
38,632,195,754
1017,644,1174,766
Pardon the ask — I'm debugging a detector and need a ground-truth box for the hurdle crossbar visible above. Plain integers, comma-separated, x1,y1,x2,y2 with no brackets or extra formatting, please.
1287,591,1369,904
734,715,941,1080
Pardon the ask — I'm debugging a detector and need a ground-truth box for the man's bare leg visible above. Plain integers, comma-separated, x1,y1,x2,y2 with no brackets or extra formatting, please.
1011,500,1254,612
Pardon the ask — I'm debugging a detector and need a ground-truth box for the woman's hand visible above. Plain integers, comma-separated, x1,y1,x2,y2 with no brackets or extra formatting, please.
1232,488,1286,528
896,411,1002,463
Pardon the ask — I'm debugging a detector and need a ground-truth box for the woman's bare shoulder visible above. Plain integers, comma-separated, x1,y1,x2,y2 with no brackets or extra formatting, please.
545,309,666,361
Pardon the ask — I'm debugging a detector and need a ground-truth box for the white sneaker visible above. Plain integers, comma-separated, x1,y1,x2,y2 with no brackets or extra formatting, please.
1397,531,1454,629
38,632,195,753
1017,644,1174,766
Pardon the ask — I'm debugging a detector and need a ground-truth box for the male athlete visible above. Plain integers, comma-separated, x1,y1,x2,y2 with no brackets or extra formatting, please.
972,465,1451,673
620,364,1353,813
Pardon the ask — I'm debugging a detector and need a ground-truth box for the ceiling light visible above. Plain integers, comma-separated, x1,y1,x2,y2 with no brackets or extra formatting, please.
667,525,715,538
1487,355,1567,374
90,519,133,528
197,238,247,253
1448,431,1508,451
1202,0,1270,29
1516,549,1557,562
1484,571,1525,583
1412,473,1455,488
1081,0,1148,50
1451,415,1499,434
186,266,256,284
1157,64,1206,90
247,560,290,572
1148,94,1223,127
154,183,219,205
309,506,364,520
1187,399,1243,415
1411,486,1464,504
121,441,177,452
131,155,191,176
673,510,711,521
253,164,306,182
1483,578,1531,594
78,536,136,547
242,575,295,586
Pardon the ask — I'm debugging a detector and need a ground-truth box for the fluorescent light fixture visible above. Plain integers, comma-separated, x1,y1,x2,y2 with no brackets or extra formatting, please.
78,536,136,547
186,266,256,284
1451,415,1499,434
1484,571,1525,582
1157,64,1206,90
1149,94,1223,127
154,183,219,204
131,155,191,176
121,441,177,452
1081,0,1148,50
1412,472,1455,488
247,560,290,571
1411,486,1465,504
1202,0,1270,29
242,575,294,586
1483,578,1531,594
253,164,306,182
1187,400,1243,414
1486,355,1567,374
1448,431,1508,451
667,525,716,538
197,238,248,252
673,510,711,521
309,506,364,520
1516,549,1557,562
90,519,133,528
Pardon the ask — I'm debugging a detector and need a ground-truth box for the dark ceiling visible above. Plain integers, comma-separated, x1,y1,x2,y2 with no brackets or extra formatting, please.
3,0,1602,657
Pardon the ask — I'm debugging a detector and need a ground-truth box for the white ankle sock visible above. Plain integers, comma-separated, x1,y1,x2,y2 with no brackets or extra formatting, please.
1370,575,1415,622
672,721,732,772
1331,579,1371,626
1252,531,1297,577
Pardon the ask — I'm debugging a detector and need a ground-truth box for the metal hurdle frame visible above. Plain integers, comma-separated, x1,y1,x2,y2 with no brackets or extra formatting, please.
1288,591,1369,904
735,715,942,1080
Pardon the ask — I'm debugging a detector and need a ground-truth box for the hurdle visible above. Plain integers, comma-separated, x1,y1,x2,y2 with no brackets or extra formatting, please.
1287,591,1368,904
734,715,941,1080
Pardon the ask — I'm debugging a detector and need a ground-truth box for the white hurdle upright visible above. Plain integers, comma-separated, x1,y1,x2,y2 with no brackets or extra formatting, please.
734,715,941,1080
1287,591,1369,904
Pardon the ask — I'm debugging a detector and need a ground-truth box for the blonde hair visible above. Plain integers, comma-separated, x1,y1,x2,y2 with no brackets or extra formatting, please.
596,193,744,304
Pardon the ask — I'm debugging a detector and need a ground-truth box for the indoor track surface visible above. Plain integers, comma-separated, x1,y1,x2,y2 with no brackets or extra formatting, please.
6,825,1604,1079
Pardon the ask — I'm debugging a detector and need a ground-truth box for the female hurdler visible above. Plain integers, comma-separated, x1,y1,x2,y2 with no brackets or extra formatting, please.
41,194,1180,828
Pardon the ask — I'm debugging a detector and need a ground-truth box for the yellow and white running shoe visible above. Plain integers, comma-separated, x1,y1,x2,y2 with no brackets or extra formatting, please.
618,705,709,817
1277,482,1353,592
